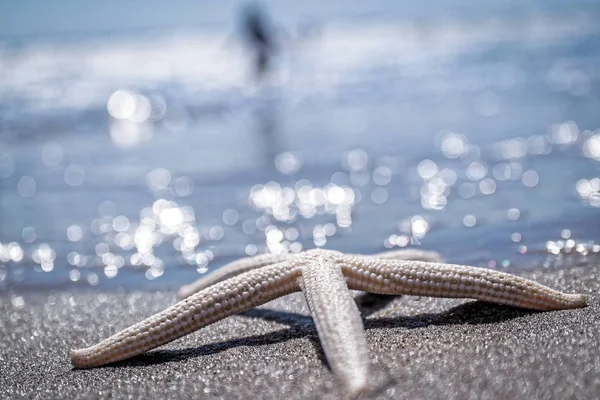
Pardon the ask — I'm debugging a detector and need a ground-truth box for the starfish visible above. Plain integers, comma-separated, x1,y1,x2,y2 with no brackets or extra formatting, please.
71,248,587,395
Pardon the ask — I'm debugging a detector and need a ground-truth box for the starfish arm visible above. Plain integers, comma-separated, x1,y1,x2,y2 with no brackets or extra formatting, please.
178,250,441,299
178,253,290,299
372,248,442,262
71,261,302,369
342,258,587,311
299,259,370,396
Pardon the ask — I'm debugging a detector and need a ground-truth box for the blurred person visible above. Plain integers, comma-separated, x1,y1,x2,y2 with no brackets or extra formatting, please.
235,2,322,85
239,2,279,83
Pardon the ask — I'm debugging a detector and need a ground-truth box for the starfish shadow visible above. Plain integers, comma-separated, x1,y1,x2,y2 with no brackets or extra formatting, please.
244,293,535,329
236,293,396,326
107,326,314,368
365,299,536,330
105,297,535,369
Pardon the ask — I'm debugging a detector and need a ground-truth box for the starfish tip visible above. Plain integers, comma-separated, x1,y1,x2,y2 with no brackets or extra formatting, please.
346,378,368,398
574,293,588,308
177,285,191,299
70,349,86,369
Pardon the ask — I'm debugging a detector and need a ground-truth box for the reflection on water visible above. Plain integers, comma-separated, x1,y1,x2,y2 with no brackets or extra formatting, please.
254,96,283,164
0,7,600,291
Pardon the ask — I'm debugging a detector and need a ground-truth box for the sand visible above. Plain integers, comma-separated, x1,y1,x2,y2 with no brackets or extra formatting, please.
1,262,599,399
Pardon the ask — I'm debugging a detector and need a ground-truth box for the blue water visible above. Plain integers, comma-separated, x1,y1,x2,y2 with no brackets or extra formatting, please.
1,1,599,292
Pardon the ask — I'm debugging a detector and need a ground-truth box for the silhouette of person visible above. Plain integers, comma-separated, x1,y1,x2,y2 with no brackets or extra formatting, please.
240,3,278,83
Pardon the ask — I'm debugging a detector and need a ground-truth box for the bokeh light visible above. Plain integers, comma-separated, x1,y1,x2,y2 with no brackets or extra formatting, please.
0,3,598,292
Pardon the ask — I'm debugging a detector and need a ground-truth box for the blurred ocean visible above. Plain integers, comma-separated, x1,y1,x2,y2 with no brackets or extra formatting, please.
0,0,599,292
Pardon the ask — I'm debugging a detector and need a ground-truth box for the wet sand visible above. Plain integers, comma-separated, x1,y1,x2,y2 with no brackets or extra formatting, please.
1,261,599,399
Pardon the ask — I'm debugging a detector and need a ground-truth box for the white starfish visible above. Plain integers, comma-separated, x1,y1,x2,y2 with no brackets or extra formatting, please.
71,249,587,396
178,248,443,299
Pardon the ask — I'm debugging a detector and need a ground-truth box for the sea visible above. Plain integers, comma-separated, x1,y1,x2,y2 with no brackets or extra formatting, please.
1,0,599,293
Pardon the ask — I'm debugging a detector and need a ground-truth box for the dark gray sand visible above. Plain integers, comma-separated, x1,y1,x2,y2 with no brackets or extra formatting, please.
2,263,600,400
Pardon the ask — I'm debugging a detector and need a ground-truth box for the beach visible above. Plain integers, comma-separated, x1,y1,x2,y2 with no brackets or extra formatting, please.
2,260,598,399
1,1,600,399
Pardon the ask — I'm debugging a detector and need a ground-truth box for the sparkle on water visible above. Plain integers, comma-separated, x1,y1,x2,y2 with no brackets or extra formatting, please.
2,120,599,289
1,9,599,290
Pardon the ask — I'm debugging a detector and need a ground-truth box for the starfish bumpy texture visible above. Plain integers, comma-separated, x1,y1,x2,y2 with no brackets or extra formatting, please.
71,248,587,395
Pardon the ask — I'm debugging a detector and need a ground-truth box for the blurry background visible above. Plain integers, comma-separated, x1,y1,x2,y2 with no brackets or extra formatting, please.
0,0,599,293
